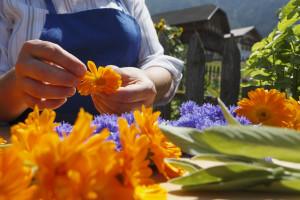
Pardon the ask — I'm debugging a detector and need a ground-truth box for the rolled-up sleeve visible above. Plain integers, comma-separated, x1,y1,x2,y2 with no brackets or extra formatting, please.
125,0,184,105
0,2,12,76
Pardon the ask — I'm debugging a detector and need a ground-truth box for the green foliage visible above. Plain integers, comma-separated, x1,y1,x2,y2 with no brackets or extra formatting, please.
244,0,300,98
204,63,221,98
154,19,188,61
154,19,188,119
217,98,241,125
159,98,300,193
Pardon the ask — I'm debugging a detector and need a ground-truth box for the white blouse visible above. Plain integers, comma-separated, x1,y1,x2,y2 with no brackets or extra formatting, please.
0,0,183,105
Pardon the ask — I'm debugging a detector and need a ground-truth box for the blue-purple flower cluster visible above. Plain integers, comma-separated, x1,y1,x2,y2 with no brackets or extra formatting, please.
162,101,251,130
54,101,251,149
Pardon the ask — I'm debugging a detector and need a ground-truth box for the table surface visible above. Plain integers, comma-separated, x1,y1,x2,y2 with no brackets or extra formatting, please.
1,125,300,200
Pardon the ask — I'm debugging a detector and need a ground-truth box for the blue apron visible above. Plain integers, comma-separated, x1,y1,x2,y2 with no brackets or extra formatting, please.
39,0,141,122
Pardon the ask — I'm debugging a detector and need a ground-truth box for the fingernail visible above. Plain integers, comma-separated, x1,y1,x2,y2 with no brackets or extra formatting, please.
78,64,87,76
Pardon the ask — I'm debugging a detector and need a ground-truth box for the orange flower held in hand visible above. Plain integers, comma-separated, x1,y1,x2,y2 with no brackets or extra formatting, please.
77,61,122,95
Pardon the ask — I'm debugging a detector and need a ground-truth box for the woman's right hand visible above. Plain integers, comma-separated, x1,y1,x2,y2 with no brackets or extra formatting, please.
14,39,86,110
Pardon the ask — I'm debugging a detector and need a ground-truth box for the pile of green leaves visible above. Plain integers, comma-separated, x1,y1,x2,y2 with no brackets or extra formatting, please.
244,0,300,98
159,99,300,193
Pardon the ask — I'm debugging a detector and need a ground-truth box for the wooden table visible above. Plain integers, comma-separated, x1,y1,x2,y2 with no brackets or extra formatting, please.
1,124,300,200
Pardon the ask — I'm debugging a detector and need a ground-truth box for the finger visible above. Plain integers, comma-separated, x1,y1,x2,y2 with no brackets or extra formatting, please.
20,40,86,76
95,85,155,104
23,93,67,110
16,58,81,87
91,94,112,115
93,93,146,114
20,77,76,99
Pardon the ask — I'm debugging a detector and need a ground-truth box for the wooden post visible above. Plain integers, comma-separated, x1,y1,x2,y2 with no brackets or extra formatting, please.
154,31,172,120
185,32,206,105
220,34,241,106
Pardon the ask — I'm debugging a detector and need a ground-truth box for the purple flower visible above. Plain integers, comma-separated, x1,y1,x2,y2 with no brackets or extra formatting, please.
179,101,200,115
92,114,119,134
120,112,135,125
167,101,252,131
55,122,73,137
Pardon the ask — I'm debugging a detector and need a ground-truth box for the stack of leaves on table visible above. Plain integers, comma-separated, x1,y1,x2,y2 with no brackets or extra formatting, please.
160,98,300,193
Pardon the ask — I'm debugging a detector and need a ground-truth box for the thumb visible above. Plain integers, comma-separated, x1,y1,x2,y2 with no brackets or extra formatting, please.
106,65,122,75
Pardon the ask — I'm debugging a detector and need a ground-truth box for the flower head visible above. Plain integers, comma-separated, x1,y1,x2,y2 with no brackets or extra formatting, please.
0,146,36,200
10,105,57,152
77,61,122,95
29,109,134,199
118,118,154,188
235,88,293,127
134,106,184,179
289,97,300,130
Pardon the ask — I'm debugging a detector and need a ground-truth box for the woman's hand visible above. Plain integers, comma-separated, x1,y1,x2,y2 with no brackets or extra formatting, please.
91,66,157,115
14,39,86,110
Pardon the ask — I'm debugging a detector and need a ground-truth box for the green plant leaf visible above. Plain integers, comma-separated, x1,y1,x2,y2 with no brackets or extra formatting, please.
250,68,270,77
251,39,268,52
293,24,300,35
183,175,276,191
281,0,300,20
164,158,202,173
195,125,300,163
192,153,252,163
159,125,217,155
217,98,240,125
248,179,300,193
278,12,300,33
169,163,278,187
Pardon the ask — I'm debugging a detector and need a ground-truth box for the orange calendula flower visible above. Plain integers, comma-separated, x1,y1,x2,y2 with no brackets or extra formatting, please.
134,105,184,179
29,109,134,200
135,184,167,200
10,105,57,152
77,60,122,95
0,146,36,200
289,97,300,131
118,118,154,188
235,88,293,127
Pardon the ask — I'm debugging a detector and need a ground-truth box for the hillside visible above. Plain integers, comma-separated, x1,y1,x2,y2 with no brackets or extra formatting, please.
145,0,290,37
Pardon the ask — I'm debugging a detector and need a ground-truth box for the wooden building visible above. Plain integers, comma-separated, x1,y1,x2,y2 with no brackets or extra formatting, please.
151,4,231,56
224,26,263,60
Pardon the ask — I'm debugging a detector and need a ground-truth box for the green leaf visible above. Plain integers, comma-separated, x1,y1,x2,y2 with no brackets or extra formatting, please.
196,125,300,163
159,125,217,155
293,24,300,35
248,179,300,193
164,158,202,173
169,163,277,187
267,28,277,42
183,175,276,191
251,39,268,52
192,153,252,163
281,0,300,19
250,68,270,77
217,98,240,125
278,12,300,33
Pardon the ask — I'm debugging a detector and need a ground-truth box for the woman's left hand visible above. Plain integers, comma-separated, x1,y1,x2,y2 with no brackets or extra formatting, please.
91,66,157,115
